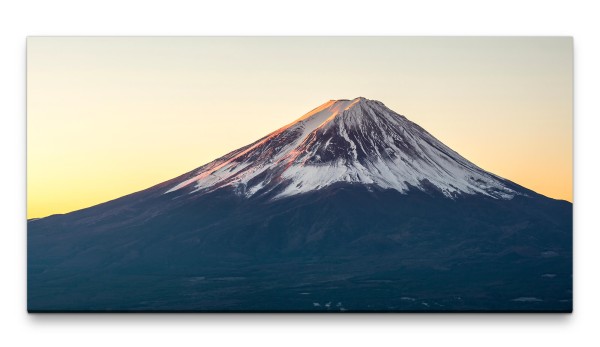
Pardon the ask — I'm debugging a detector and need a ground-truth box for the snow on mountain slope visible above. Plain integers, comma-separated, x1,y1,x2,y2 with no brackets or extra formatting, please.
165,97,520,200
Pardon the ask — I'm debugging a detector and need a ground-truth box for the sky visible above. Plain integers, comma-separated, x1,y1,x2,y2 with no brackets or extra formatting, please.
27,37,573,218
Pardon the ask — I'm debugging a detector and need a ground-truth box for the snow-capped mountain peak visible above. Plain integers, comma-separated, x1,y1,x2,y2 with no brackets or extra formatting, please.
165,97,519,200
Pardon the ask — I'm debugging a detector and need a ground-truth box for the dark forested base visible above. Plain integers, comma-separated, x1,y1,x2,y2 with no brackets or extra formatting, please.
28,185,572,312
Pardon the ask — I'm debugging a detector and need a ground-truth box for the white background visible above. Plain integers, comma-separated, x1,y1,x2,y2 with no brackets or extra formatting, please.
1,1,598,346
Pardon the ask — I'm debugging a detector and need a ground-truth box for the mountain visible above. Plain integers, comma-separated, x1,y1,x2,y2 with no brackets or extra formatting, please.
28,97,572,312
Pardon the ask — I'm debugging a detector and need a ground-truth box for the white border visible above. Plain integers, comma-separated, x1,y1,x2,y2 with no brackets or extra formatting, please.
2,1,598,346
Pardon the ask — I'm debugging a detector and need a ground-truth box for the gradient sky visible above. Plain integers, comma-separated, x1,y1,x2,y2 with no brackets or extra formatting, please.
27,37,573,218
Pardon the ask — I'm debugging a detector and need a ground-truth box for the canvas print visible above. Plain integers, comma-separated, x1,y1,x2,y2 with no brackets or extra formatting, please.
27,37,573,312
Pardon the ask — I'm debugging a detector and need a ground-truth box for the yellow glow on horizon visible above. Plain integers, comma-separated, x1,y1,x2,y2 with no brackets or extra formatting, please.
27,37,573,218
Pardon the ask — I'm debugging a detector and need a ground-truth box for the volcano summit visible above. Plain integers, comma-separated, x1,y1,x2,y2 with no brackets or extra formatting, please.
166,97,518,200
28,98,572,312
